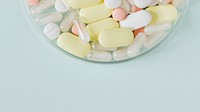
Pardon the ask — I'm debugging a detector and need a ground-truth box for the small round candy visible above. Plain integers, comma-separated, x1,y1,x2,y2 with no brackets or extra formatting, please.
112,8,127,21
27,0,39,6
43,23,60,40
71,25,79,36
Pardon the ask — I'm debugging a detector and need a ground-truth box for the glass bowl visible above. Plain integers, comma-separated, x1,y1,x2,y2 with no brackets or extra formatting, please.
23,0,190,63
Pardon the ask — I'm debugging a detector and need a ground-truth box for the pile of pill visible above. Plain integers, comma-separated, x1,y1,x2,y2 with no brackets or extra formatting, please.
26,0,185,62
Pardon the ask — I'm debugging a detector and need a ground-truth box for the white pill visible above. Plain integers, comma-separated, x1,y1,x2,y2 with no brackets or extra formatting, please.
55,0,70,12
127,33,147,57
134,0,155,8
104,0,122,9
87,50,112,62
112,48,129,61
43,23,60,40
172,0,186,8
60,9,78,32
31,0,55,15
35,12,63,24
120,10,152,30
143,32,165,49
127,0,135,5
73,18,91,43
144,22,172,35
91,42,117,51
158,0,169,5
120,0,131,13
149,0,158,6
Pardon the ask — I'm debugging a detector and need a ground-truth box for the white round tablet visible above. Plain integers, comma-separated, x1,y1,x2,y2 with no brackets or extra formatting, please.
43,23,61,40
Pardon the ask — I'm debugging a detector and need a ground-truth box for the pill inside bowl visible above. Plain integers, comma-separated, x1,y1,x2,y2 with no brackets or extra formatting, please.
25,0,189,62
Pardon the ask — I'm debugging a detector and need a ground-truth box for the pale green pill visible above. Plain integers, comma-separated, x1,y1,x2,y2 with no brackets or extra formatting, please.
57,33,91,58
66,0,102,9
86,18,119,41
99,28,134,48
146,4,178,24
79,3,112,23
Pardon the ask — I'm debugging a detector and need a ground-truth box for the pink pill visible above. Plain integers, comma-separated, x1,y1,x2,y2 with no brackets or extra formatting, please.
112,8,127,21
27,0,39,6
71,25,79,36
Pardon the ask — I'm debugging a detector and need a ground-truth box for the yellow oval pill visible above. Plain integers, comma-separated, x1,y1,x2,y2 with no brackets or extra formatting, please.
67,0,102,9
86,18,119,42
57,33,91,58
146,4,178,24
79,3,112,24
99,28,134,48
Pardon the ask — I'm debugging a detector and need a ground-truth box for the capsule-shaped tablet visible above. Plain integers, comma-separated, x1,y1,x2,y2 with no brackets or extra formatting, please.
86,18,119,41
127,0,134,5
73,18,91,43
112,48,129,61
79,3,112,23
127,33,147,57
146,4,178,24
35,12,63,24
134,0,156,8
57,33,91,58
172,0,186,8
91,42,117,51
149,0,159,6
99,28,134,48
120,0,131,13
31,0,55,15
143,32,166,49
104,0,122,9
60,9,78,32
66,0,102,9
158,0,171,5
55,0,70,12
87,50,112,62
120,10,152,30
144,22,172,35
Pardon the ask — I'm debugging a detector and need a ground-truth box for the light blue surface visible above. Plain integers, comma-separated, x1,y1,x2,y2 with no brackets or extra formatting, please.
0,0,200,112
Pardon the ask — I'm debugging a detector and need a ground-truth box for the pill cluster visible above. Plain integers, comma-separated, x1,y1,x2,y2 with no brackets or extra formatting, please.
26,0,187,62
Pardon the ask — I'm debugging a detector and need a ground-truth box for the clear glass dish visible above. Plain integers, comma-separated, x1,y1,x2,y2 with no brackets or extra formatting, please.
23,0,190,63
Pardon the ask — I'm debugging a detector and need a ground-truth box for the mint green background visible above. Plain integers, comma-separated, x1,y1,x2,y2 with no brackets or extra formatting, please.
0,0,200,112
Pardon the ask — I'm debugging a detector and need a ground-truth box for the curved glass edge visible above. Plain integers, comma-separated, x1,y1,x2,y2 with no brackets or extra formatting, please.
22,0,190,64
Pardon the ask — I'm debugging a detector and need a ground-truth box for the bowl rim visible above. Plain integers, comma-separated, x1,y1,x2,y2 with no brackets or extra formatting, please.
22,0,191,64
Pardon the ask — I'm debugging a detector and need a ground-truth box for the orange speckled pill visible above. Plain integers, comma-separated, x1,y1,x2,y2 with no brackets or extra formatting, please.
112,8,127,21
